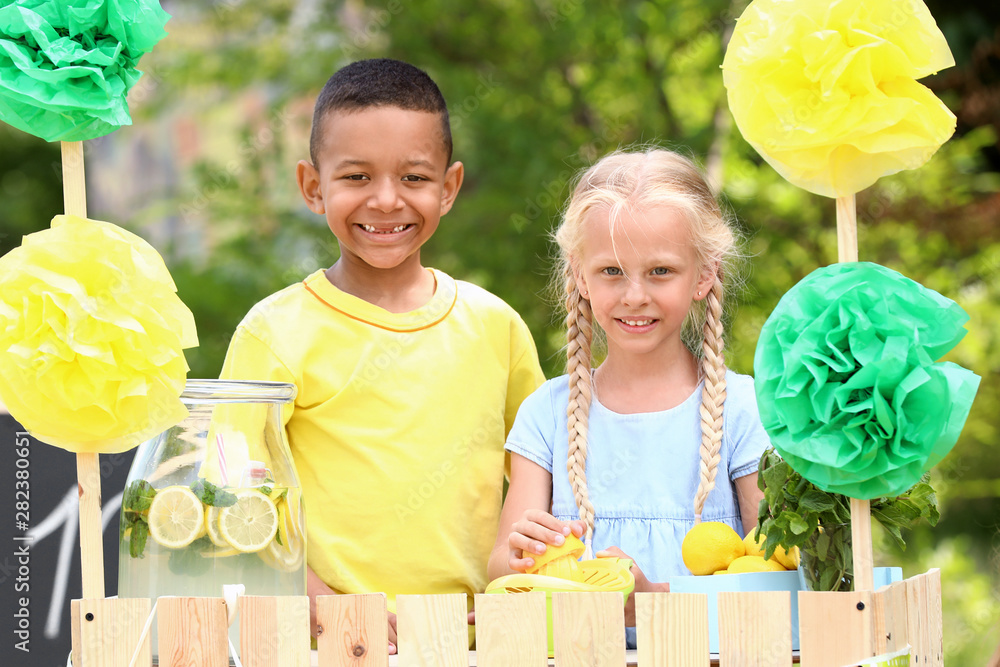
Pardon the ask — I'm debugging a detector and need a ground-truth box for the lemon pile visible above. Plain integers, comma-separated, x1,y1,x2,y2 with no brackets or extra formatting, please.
681,522,799,576
146,483,303,570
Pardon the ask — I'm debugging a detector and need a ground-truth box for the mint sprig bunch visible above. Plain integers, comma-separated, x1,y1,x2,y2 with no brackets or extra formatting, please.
121,478,240,558
121,480,157,558
756,447,939,591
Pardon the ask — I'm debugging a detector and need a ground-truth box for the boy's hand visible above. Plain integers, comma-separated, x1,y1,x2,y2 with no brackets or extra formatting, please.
596,546,670,627
508,509,585,572
388,611,397,655
309,567,399,655
307,566,337,638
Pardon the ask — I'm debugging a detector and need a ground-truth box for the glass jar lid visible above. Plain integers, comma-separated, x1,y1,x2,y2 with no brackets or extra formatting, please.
180,379,296,404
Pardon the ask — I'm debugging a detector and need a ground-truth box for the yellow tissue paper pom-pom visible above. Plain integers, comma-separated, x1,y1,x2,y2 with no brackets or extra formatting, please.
0,215,198,454
722,0,957,198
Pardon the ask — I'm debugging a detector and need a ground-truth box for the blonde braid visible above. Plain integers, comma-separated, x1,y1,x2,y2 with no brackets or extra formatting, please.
692,274,727,523
564,267,597,545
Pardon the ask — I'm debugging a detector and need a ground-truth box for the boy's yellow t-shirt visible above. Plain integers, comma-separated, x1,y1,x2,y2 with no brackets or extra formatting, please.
220,268,544,612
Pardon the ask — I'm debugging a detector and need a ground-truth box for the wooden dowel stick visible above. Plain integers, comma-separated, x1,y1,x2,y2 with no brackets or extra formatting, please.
836,193,874,593
850,497,874,592
836,194,859,263
62,141,88,216
61,140,105,600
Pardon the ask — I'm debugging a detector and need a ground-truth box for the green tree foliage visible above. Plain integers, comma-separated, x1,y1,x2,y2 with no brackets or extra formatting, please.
0,124,62,256
1,0,998,659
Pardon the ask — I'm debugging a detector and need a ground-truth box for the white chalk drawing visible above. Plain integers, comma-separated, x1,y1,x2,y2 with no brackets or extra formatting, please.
28,487,123,638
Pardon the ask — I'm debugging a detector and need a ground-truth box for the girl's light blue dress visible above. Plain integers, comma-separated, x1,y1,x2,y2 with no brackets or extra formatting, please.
505,371,772,646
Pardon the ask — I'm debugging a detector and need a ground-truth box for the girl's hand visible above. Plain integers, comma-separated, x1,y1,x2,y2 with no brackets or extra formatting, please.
508,509,586,572
596,546,670,627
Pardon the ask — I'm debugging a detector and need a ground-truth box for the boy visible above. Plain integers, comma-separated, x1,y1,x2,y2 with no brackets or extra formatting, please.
220,59,544,653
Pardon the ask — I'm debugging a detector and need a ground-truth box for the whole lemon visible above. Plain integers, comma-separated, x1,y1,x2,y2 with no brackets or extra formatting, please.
743,531,767,558
774,545,800,570
681,522,745,575
727,555,786,574
743,531,799,570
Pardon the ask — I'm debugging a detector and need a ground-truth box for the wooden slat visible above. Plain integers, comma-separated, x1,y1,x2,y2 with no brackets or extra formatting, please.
717,591,791,667
316,594,389,667
70,598,151,667
551,592,625,666
904,573,927,665
474,593,547,667
872,581,908,656
241,596,311,667
396,594,468,667
906,569,944,667
635,592,709,667
157,597,229,667
925,569,944,667
798,591,872,667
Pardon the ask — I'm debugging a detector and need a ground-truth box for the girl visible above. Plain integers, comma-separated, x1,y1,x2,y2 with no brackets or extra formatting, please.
487,148,770,639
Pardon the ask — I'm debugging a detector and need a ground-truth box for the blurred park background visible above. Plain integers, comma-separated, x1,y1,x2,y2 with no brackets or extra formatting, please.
1,0,998,661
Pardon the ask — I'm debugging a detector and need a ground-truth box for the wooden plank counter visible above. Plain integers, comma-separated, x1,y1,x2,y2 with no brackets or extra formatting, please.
308,650,644,666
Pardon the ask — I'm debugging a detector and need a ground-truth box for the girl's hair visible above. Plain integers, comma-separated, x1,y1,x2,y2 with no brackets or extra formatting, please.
553,148,740,544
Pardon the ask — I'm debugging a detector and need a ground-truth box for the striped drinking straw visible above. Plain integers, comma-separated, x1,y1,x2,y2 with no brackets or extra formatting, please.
216,433,229,486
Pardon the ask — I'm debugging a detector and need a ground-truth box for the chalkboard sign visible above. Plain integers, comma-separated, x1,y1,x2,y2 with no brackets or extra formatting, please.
1,410,135,665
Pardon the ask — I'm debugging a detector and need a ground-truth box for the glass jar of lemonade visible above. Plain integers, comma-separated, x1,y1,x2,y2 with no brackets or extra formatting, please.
118,380,305,658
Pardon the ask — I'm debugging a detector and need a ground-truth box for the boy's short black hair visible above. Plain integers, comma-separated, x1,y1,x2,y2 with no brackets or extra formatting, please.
309,58,452,166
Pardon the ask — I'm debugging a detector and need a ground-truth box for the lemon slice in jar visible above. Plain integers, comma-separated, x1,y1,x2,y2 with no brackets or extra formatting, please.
148,486,205,549
204,506,228,548
283,491,302,542
262,531,304,571
262,497,304,571
219,489,278,553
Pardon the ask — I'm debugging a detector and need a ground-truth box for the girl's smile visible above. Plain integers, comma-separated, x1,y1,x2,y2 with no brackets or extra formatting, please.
575,204,715,363
614,318,658,333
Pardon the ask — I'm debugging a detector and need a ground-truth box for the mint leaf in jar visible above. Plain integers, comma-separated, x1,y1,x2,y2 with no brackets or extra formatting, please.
190,479,237,507
129,520,149,559
124,479,157,513
122,480,157,558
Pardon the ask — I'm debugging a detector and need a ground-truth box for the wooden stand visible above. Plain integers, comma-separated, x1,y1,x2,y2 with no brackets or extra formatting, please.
321,578,935,666
65,573,942,666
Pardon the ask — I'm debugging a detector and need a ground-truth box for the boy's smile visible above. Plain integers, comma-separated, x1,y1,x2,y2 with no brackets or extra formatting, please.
358,224,413,234
297,106,463,299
